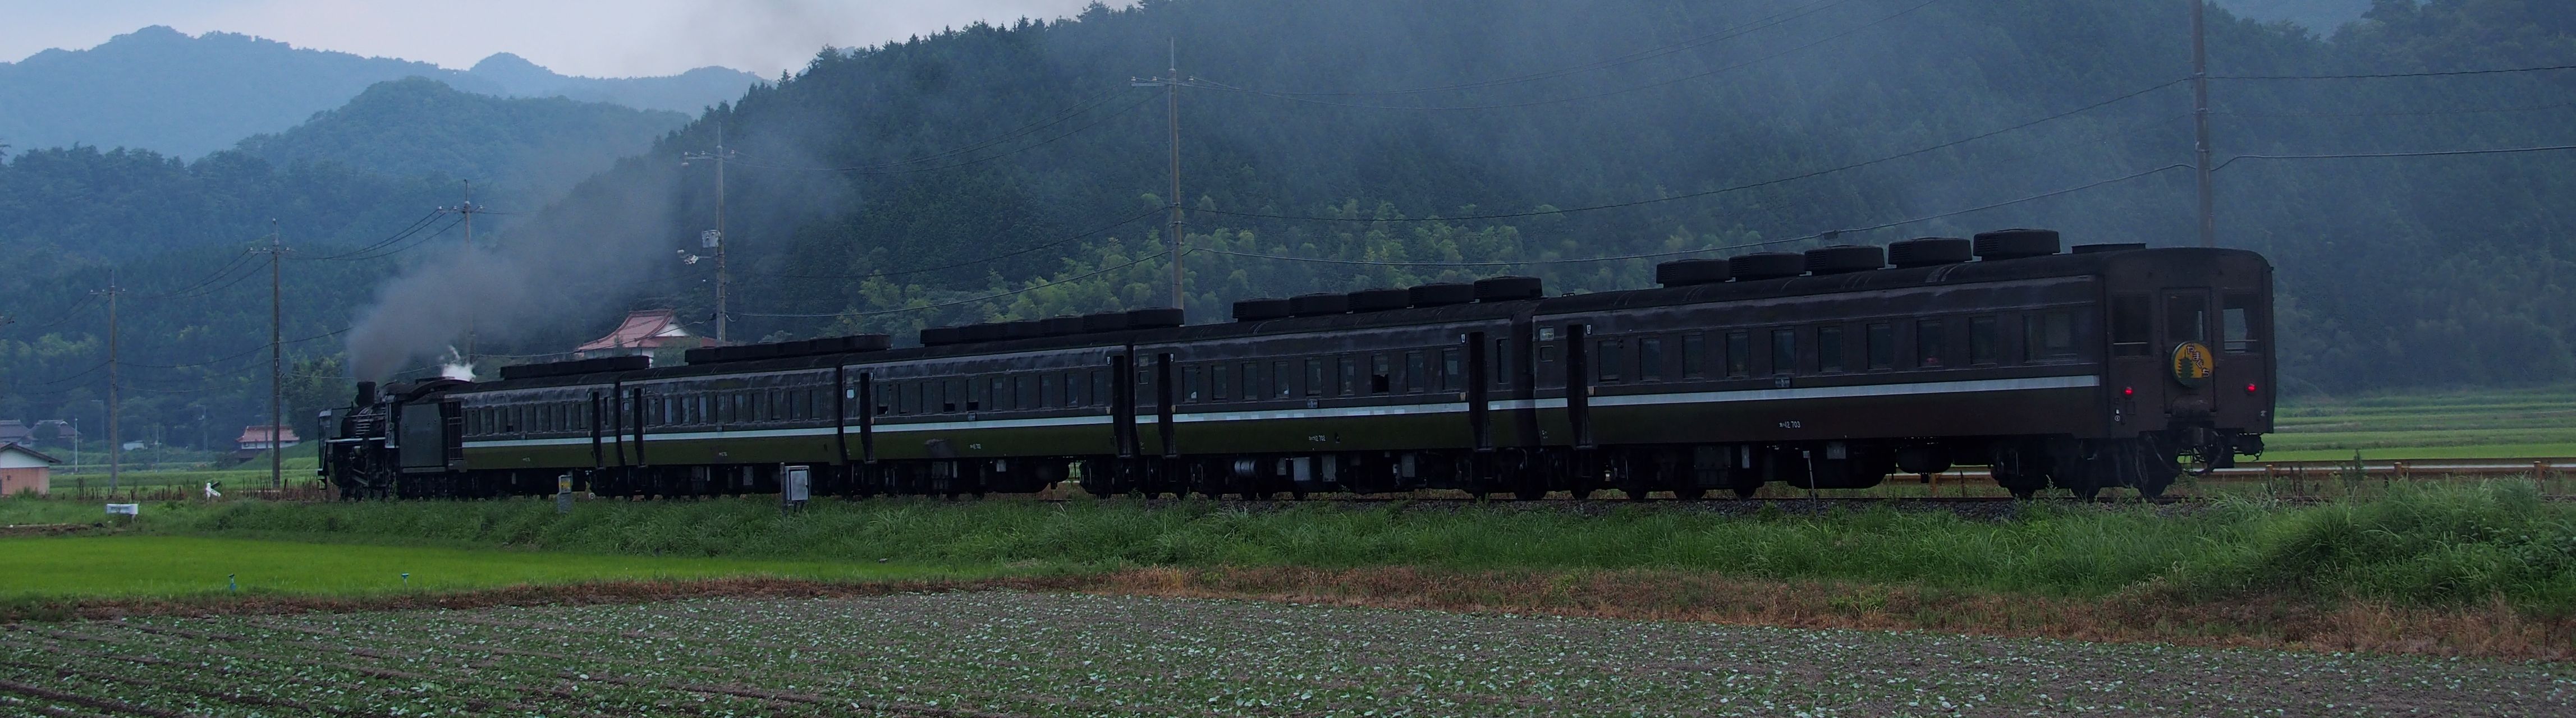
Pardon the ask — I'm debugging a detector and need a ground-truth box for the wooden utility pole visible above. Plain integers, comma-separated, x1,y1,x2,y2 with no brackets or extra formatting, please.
685,127,736,342
91,275,123,491
441,181,483,362
267,220,285,491
2191,0,2216,247
1133,40,1186,314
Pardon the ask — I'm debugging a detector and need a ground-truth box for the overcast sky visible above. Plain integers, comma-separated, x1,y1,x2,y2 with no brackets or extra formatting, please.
0,0,1111,78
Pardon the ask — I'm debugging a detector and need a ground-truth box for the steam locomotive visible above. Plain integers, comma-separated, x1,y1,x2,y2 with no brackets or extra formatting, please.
321,229,2272,501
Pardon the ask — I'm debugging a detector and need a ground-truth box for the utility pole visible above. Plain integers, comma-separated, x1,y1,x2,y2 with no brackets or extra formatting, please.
684,127,736,343
2191,0,2215,247
265,220,286,491
91,275,123,491
1133,39,1188,313
439,182,483,361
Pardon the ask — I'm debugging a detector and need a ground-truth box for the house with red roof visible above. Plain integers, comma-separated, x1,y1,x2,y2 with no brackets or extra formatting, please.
575,309,698,363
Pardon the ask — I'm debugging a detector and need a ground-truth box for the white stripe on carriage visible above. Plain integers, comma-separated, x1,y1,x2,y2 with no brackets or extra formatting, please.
464,375,2097,448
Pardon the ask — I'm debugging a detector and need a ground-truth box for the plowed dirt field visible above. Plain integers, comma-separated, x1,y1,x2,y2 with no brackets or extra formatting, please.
4,591,2568,716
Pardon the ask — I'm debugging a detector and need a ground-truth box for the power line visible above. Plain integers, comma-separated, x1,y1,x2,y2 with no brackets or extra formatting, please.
1243,0,1855,98
2213,144,2576,171
2216,63,2576,80
1194,77,2187,223
740,206,1165,281
1182,0,1946,111
297,209,443,261
132,250,255,301
1207,163,2190,267
2216,100,2576,118
738,248,1185,319
728,93,1159,174
322,216,465,262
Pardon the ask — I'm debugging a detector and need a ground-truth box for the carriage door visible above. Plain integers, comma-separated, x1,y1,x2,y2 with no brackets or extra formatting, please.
2160,289,2216,417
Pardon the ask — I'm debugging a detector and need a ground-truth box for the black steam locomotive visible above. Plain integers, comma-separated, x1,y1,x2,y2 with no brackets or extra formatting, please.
322,229,2273,501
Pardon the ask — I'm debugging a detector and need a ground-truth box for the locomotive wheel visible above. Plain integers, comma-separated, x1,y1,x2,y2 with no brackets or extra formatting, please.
1731,485,1759,499
1514,486,1547,501
1675,487,1708,500
2070,485,2101,501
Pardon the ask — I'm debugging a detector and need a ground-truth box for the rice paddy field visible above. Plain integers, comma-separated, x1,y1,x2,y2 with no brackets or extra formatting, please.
2267,384,2576,461
4,591,2566,717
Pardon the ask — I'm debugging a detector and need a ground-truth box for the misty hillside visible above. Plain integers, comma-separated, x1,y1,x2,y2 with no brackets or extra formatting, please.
5,0,2572,442
2215,0,2373,33
452,0,2569,393
0,26,759,158
235,77,691,197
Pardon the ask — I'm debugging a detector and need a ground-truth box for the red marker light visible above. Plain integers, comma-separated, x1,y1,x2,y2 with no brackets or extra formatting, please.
2122,386,2135,397
2244,383,2259,395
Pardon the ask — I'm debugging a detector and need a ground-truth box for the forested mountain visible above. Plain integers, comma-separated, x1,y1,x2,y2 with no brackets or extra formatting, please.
0,26,758,158
235,78,690,197
4,0,2572,451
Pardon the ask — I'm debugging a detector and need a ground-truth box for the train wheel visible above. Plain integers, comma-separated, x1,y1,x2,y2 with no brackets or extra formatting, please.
1731,485,1758,499
1675,487,1708,500
2071,485,2101,501
1514,486,1547,500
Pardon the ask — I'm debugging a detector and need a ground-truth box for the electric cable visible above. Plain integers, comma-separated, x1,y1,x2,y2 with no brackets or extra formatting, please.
1206,164,2190,267
1195,77,2187,223
2216,63,2576,80
2212,144,2576,171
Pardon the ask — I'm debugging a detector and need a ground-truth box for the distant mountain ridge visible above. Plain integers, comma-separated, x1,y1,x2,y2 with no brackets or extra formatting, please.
0,26,760,158
234,77,690,198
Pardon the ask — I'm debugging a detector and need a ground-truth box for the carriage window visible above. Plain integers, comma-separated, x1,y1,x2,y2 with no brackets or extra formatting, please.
1039,374,1056,408
1818,326,1845,373
1372,354,1393,394
1305,358,1325,397
988,377,1009,411
1725,331,1751,378
895,383,914,414
1067,371,1087,406
1241,362,1262,400
1970,316,2001,365
1680,333,1704,378
1536,345,1560,384
1596,339,1622,383
1275,360,1294,398
1015,375,1037,409
1770,329,1796,375
1093,370,1111,408
1639,338,1665,381
2110,294,2152,356
1867,323,1895,370
1331,356,1353,397
1917,319,1946,368
1440,348,1462,391
1182,366,1202,402
1405,351,1428,392
1495,338,1515,387
737,393,754,422
2166,293,2209,347
2028,311,2078,360
1211,363,1231,400
714,394,732,424
2223,293,2260,353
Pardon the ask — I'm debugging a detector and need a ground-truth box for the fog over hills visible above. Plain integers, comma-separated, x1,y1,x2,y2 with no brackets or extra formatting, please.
0,26,760,158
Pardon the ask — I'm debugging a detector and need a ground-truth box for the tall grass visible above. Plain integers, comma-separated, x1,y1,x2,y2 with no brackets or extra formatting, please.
71,483,2570,613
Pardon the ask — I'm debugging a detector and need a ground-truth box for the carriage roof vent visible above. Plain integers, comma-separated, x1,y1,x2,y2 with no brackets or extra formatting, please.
1472,275,1543,301
1233,298,1293,321
2073,242,2147,254
1728,252,1805,280
1289,293,1350,316
1803,245,1886,275
1408,283,1475,306
1887,237,1973,268
1126,307,1186,328
1346,288,1409,312
1972,228,2061,260
1654,259,1730,287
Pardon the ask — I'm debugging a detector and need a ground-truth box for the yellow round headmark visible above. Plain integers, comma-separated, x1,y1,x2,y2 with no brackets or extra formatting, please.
2170,342,2215,388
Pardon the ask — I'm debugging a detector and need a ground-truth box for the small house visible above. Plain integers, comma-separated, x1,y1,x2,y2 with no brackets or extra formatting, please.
575,309,696,363
237,425,300,452
0,443,60,496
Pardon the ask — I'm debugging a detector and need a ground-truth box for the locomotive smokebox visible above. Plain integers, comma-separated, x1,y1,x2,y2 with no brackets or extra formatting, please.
354,381,378,407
